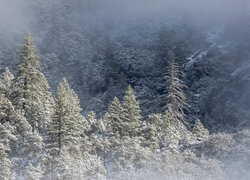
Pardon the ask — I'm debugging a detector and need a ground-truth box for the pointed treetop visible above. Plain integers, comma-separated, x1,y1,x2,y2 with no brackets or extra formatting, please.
60,77,70,88
112,97,120,104
23,32,34,48
19,32,39,68
123,84,140,108
26,32,31,40
127,84,133,93
123,85,139,106
108,97,123,111
57,78,79,104
107,97,124,137
57,78,70,94
87,111,96,124
62,77,68,83
10,33,52,133
192,119,209,139
3,67,14,83
3,67,13,78
122,85,142,137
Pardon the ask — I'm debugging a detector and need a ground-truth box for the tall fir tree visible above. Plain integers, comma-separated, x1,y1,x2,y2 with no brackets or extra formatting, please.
122,85,142,137
107,97,124,137
10,33,53,133
47,78,82,156
165,60,189,126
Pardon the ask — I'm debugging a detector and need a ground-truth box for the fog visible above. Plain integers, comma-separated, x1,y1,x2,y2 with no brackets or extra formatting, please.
0,0,249,38
0,1,250,180
0,0,29,40
82,0,249,28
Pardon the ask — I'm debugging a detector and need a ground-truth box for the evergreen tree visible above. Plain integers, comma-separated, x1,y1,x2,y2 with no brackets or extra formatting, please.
107,97,124,137
192,119,209,140
0,91,43,160
165,60,189,126
0,95,44,177
122,85,142,137
47,78,82,156
10,33,53,133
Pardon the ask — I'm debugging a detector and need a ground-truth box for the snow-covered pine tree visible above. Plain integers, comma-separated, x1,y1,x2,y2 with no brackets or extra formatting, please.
46,109,106,179
165,60,189,126
121,85,142,137
192,119,209,140
0,91,36,156
10,33,53,133
107,97,124,137
0,93,44,178
47,78,82,156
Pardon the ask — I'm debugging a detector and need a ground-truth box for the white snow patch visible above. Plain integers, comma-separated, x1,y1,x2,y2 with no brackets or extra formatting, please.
186,49,208,68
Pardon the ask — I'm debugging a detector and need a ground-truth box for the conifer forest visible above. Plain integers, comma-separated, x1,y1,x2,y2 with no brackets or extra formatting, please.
0,0,250,179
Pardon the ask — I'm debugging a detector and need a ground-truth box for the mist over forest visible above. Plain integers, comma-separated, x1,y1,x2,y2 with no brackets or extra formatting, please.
0,0,250,179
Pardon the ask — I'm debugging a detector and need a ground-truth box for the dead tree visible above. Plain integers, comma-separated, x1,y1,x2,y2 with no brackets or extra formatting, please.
165,60,190,126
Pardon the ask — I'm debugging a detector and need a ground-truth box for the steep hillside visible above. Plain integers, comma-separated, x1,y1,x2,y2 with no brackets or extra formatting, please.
0,0,250,131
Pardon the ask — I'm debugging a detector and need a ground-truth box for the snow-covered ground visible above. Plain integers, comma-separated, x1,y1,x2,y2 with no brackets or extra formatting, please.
186,49,208,68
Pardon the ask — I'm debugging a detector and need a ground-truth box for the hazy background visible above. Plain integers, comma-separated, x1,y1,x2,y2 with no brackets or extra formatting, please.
0,0,249,38
1,1,250,179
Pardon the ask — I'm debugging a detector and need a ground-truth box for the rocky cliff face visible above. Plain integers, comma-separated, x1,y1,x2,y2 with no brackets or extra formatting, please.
0,0,250,132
